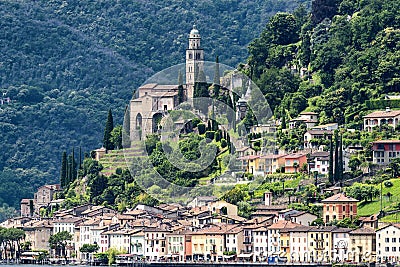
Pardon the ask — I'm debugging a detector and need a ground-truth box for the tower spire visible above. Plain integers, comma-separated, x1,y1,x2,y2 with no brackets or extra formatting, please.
186,24,204,99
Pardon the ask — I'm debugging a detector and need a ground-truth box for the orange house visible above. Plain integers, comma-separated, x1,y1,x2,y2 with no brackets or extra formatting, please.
283,153,307,173
321,193,358,223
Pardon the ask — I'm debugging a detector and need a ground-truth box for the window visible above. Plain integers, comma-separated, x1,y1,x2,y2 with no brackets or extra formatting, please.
343,206,346,212
393,247,396,252
385,238,390,243
386,247,389,252
393,238,397,242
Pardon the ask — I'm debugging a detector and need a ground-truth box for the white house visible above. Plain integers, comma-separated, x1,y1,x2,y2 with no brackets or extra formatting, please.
52,217,83,258
253,226,269,261
332,228,352,262
308,151,330,175
225,226,244,257
363,108,400,132
166,231,186,262
289,226,311,262
376,224,400,263
144,228,170,261
131,231,145,257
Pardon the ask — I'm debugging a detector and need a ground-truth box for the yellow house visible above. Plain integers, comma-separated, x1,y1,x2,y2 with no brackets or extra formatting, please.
307,226,336,263
348,227,376,262
237,155,260,175
260,154,287,174
280,228,291,259
191,225,238,262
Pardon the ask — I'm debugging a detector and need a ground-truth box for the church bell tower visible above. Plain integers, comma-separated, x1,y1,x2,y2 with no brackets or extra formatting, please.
186,25,204,99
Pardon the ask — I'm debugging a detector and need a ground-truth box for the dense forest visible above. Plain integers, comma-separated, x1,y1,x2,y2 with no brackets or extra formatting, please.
0,0,309,214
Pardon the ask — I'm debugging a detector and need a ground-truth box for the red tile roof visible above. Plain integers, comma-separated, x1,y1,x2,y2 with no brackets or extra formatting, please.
321,193,358,203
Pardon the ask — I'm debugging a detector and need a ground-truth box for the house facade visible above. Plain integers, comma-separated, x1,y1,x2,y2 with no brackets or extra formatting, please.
371,140,400,165
363,108,400,132
321,193,358,223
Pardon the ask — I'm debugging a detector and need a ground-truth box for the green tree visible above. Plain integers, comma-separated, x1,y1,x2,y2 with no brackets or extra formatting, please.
338,134,344,181
389,158,400,178
49,231,72,260
80,243,100,261
60,151,67,188
110,125,123,150
334,130,339,182
178,70,184,103
103,109,114,150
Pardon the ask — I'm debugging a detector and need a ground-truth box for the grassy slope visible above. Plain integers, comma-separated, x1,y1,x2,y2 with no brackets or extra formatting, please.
357,179,400,219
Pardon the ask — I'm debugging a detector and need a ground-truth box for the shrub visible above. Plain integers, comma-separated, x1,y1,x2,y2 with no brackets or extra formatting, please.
220,138,227,148
205,131,215,140
197,123,206,134
384,181,393,188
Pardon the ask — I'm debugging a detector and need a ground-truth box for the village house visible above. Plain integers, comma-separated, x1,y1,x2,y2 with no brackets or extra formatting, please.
253,226,268,261
376,224,400,263
166,230,186,262
363,108,400,132
349,227,376,262
52,217,84,258
288,225,311,262
249,123,277,135
130,231,145,257
259,154,286,174
23,219,53,251
288,211,317,226
143,227,170,261
20,199,32,217
284,153,307,173
267,220,300,259
332,227,352,262
307,226,336,263
187,196,217,208
224,226,244,257
289,111,319,129
308,151,330,175
321,193,358,223
237,155,260,175
371,140,400,165
303,130,333,149
311,123,338,131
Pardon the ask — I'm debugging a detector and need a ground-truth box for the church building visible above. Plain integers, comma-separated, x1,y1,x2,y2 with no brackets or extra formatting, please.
129,25,204,140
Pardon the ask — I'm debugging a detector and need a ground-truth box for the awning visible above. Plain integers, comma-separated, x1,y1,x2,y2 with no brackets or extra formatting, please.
238,253,253,258
223,255,236,258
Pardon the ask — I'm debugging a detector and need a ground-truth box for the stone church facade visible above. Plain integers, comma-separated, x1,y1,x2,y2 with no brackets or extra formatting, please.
129,25,204,140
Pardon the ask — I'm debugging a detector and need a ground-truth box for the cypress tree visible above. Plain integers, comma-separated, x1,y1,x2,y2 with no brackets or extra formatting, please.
71,147,76,180
178,70,184,103
60,151,67,188
78,146,82,170
103,109,114,150
334,130,339,182
281,114,287,129
213,56,221,97
123,105,131,148
328,138,334,184
338,133,344,181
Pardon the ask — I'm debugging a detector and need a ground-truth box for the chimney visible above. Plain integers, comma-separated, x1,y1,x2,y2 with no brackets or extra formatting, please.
386,107,391,112
264,192,272,206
